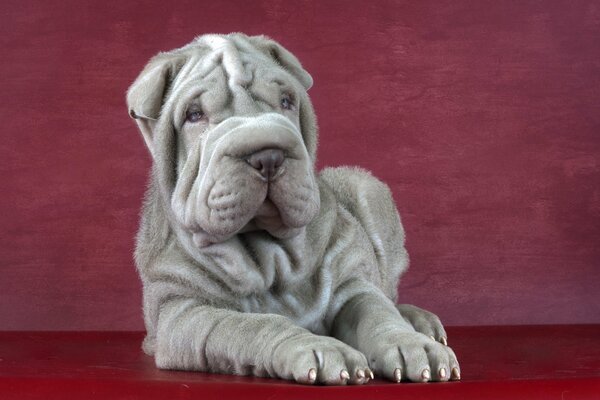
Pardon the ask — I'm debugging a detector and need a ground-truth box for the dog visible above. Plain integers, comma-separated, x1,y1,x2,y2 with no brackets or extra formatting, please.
127,33,459,385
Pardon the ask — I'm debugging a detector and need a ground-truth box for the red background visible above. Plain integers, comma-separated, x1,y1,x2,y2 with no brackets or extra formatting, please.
1,0,598,330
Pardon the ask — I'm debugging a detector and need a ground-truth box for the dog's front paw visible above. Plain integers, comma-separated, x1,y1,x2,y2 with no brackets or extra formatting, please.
396,304,448,345
368,332,460,383
272,333,372,385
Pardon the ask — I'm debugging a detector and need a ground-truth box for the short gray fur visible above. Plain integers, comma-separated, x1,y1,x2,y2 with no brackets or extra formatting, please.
127,33,459,385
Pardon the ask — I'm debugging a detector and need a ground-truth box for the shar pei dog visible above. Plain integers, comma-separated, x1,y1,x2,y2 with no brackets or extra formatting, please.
127,33,460,385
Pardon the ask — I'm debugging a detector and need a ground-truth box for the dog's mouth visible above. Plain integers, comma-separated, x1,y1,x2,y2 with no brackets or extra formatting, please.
252,197,281,225
189,184,313,248
243,197,304,238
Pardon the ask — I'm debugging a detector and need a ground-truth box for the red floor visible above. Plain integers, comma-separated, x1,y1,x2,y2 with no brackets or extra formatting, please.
1,326,599,399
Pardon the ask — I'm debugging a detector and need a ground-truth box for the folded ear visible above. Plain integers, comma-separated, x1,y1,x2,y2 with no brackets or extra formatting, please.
247,35,313,90
126,53,187,157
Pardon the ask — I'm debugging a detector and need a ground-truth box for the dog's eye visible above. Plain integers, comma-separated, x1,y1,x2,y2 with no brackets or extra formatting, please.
281,95,294,110
185,110,204,123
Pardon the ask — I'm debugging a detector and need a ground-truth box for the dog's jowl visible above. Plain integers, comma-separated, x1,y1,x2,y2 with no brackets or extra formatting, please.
127,33,459,385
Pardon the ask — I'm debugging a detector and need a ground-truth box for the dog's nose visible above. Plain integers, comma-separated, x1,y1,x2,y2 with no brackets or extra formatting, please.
246,148,285,180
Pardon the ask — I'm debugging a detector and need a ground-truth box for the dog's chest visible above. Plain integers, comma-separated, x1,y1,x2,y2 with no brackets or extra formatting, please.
238,266,333,335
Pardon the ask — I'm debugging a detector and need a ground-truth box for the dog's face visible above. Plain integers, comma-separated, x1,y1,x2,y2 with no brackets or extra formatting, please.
127,34,320,247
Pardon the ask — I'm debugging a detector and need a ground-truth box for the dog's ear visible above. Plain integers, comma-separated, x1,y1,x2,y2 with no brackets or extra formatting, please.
247,35,313,90
127,52,187,157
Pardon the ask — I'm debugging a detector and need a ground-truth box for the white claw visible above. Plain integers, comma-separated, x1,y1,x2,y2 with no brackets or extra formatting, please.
393,368,402,383
451,367,461,380
356,369,365,379
441,337,448,346
366,368,374,380
308,368,317,383
422,368,431,381
439,368,447,379
340,369,350,381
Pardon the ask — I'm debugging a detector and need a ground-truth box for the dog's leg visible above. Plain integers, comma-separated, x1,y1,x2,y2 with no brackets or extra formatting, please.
331,285,460,383
153,298,372,385
395,304,448,345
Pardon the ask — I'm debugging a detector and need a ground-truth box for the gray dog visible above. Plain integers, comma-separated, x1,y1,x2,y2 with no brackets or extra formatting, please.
127,33,459,385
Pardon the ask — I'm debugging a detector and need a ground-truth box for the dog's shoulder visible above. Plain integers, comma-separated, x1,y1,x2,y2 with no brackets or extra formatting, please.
318,166,401,229
318,166,408,301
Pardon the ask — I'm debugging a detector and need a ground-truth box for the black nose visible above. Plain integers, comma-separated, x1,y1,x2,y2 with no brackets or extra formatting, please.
246,148,285,180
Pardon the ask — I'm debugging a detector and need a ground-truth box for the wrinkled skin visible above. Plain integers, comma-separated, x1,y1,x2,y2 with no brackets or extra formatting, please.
172,113,319,247
127,33,460,385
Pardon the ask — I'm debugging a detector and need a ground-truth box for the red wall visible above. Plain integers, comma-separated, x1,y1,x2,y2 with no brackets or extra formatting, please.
1,0,599,330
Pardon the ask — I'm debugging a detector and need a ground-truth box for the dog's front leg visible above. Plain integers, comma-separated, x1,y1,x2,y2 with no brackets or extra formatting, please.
331,285,460,383
154,298,371,385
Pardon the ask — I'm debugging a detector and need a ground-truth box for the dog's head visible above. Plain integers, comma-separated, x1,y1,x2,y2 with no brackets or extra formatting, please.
127,34,320,247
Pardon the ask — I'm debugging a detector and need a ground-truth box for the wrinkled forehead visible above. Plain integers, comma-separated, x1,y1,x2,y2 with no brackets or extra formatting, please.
169,35,290,98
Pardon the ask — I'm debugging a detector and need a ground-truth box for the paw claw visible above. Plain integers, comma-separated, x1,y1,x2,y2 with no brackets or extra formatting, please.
439,367,447,379
421,368,431,382
308,368,317,383
356,369,365,379
340,369,350,381
365,367,374,380
451,367,461,380
429,335,435,341
393,367,402,383
441,337,448,346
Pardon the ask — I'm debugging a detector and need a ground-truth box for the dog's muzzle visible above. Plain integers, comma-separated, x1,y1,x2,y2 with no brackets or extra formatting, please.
171,113,318,246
